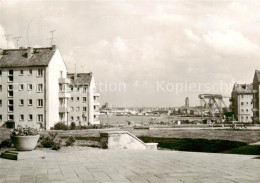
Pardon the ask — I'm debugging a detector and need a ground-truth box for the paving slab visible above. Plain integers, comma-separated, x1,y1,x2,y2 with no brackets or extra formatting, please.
0,147,259,183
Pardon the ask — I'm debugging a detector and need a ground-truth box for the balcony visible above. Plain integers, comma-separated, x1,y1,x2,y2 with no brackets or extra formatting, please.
58,78,71,84
94,111,100,115
59,92,70,98
252,108,259,112
93,89,100,97
94,101,100,106
59,107,68,113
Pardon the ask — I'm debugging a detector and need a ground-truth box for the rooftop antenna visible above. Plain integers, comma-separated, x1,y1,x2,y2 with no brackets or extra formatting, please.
4,34,12,49
13,36,22,49
48,30,56,45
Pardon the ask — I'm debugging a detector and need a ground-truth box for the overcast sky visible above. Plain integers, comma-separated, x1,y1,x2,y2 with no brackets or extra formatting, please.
0,0,260,107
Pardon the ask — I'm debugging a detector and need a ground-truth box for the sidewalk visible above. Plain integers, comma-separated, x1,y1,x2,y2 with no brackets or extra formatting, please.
0,147,259,183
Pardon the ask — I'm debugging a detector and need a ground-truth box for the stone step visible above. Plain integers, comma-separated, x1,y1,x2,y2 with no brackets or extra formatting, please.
1,151,18,160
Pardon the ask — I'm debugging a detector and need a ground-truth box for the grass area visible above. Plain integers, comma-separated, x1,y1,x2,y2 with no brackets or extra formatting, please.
139,136,247,153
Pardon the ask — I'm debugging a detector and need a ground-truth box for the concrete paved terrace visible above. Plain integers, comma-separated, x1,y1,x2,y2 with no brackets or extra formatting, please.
0,147,259,183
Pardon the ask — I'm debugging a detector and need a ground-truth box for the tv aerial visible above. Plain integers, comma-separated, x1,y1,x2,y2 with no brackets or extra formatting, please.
47,30,56,45
4,34,12,49
13,36,22,49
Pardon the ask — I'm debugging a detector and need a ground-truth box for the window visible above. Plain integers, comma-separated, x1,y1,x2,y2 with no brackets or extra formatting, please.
71,107,74,111
83,87,87,93
76,107,80,111
77,87,80,91
0,85,2,92
28,69,32,75
0,115,2,122
28,114,33,121
83,97,86,102
8,100,13,105
8,70,13,76
20,115,24,121
19,84,24,91
8,115,14,121
77,97,80,102
77,116,80,121
20,99,24,106
8,76,13,82
8,91,13,97
246,109,249,112
71,97,73,101
241,95,244,98
8,85,13,91
71,116,74,121
37,114,43,123
8,106,13,112
37,69,43,76
37,99,43,107
37,84,43,92
70,86,73,91
28,99,33,106
0,70,2,76
0,100,2,107
83,107,87,112
28,84,33,91
19,70,23,75
241,102,244,105
241,109,244,112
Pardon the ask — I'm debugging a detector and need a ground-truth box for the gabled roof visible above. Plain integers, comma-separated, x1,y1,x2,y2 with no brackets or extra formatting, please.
67,72,93,85
254,70,260,83
232,83,253,94
0,47,56,68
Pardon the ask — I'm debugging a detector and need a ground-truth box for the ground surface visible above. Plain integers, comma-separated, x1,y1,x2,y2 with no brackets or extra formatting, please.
0,147,259,183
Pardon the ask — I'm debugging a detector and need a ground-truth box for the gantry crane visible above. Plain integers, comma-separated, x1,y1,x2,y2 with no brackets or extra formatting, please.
199,94,230,118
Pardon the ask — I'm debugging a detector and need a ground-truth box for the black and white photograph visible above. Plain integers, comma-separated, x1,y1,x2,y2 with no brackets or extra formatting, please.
0,0,260,182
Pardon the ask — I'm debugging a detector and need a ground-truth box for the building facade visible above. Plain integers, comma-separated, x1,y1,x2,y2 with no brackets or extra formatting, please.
67,72,100,126
253,70,260,123
231,83,254,123
0,46,100,129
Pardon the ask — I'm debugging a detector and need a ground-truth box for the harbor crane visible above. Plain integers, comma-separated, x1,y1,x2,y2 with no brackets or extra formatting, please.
199,94,230,118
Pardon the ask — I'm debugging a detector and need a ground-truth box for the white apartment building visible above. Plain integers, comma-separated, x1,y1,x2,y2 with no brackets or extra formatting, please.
0,46,100,130
253,70,260,123
231,83,254,123
0,46,70,130
67,72,100,126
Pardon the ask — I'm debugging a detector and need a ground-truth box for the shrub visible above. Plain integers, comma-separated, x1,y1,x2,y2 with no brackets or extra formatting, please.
39,132,61,150
65,136,76,146
70,122,76,130
54,122,68,130
0,139,13,148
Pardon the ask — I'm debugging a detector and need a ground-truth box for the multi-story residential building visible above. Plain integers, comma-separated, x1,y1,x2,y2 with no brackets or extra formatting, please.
67,72,100,126
0,45,70,129
253,70,260,123
231,83,254,123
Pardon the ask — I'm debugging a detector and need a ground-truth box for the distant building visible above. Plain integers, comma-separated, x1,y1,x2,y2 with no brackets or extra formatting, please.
67,72,100,125
231,83,254,123
185,97,189,108
253,70,260,123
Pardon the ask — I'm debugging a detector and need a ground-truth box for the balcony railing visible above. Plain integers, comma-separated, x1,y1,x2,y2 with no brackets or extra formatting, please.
58,78,71,84
59,107,68,113
59,92,70,98
93,89,100,97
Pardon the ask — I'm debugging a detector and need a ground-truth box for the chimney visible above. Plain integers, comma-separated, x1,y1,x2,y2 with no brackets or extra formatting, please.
27,47,33,59
74,73,77,81
52,45,57,51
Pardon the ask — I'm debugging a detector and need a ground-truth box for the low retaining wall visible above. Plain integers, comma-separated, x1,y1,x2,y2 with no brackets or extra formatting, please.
100,131,157,150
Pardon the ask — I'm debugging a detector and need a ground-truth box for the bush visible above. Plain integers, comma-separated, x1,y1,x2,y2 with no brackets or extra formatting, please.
54,122,68,130
65,136,76,146
0,139,13,148
39,132,61,150
70,122,76,130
